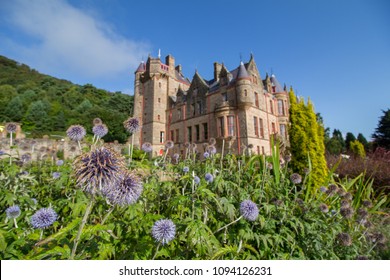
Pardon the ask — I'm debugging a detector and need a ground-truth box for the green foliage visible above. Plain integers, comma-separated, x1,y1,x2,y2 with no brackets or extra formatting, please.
0,55,133,143
345,132,356,150
350,140,366,158
288,89,328,188
0,142,388,260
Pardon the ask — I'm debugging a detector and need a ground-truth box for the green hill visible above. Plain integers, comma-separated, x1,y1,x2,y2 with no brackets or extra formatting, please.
0,55,133,143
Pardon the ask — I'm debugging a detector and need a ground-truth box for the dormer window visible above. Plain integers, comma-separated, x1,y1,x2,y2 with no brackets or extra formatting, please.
222,92,228,102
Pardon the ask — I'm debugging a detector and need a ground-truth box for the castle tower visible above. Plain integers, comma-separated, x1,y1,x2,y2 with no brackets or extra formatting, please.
132,53,190,156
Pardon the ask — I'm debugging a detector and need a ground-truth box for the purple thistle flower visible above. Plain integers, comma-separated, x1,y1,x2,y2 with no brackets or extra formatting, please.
52,172,61,179
240,200,259,221
92,124,108,138
207,145,217,155
319,203,329,213
205,173,214,183
30,208,57,229
183,166,189,173
165,140,174,150
0,150,5,156
193,176,200,185
104,171,143,206
66,125,86,141
93,118,103,125
56,159,64,166
151,219,176,245
21,153,31,163
123,117,140,134
172,153,180,162
362,200,373,208
141,142,153,153
6,122,17,133
290,173,302,184
319,186,328,193
6,205,21,219
336,232,352,246
74,146,125,194
203,152,210,159
340,206,354,219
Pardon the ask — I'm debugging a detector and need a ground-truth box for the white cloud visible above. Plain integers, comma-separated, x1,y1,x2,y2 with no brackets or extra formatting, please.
3,0,150,80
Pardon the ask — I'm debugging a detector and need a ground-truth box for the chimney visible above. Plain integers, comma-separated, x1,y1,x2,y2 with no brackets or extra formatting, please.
214,62,222,81
175,64,182,73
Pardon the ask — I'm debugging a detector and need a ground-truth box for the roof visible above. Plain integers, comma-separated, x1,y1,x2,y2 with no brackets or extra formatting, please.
270,74,284,92
236,61,250,79
135,62,146,73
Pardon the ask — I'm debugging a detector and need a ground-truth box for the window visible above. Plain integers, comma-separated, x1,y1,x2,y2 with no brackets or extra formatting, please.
278,100,285,116
192,103,195,116
175,129,179,143
159,82,161,88
158,98,161,103
259,118,264,138
170,130,174,141
244,89,247,97
254,117,259,137
197,101,202,114
270,100,274,114
280,124,287,138
218,117,225,137
255,92,259,107
222,92,228,102
227,115,235,136
160,131,165,143
203,123,208,140
195,125,200,141
187,126,192,142
261,146,265,155
272,122,276,134
257,146,260,155
157,114,160,121
177,108,182,120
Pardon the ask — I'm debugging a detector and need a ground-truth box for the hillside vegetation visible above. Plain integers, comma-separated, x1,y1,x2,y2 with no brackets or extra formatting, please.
0,55,133,143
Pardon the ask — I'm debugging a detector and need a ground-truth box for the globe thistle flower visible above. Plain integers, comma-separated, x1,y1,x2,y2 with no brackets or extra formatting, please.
203,151,210,159
140,142,152,153
240,200,259,221
52,172,61,179
0,150,5,156
336,188,346,196
336,232,352,246
151,219,176,245
295,198,304,206
123,117,140,134
193,176,200,185
172,153,180,162
270,198,283,207
343,192,353,201
319,186,328,193
340,206,354,219
74,146,125,195
30,208,57,229
183,166,189,173
340,199,350,208
326,184,338,196
93,118,103,125
357,208,369,220
21,153,31,163
6,205,21,219
284,154,292,163
6,122,17,133
364,220,373,228
66,125,86,141
319,203,329,213
370,232,386,244
104,171,143,206
290,173,302,184
207,145,217,155
184,142,191,149
92,124,108,138
209,138,216,146
56,159,64,166
362,200,373,208
205,173,214,183
266,162,273,170
164,140,174,150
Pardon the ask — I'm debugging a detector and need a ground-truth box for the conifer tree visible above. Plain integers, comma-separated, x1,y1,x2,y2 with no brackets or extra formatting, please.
288,88,328,188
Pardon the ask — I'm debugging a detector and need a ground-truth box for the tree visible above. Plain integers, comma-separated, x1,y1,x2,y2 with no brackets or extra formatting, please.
24,100,49,132
372,109,390,149
4,96,24,121
288,88,328,188
345,132,356,151
357,133,369,151
350,140,366,158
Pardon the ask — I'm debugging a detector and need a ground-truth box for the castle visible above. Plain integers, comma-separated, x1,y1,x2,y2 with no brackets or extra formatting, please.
132,53,289,157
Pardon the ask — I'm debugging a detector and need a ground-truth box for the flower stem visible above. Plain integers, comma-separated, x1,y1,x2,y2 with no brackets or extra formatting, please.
214,215,243,234
70,198,94,260
152,243,161,260
13,218,18,229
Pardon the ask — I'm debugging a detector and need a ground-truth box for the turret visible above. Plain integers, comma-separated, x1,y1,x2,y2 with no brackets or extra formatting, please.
235,62,253,107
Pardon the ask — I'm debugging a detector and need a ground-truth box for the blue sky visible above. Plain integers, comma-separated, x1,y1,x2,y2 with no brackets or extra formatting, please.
0,0,389,140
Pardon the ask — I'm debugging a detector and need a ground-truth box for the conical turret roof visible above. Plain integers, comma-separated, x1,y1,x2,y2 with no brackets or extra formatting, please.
270,74,284,92
237,61,250,79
